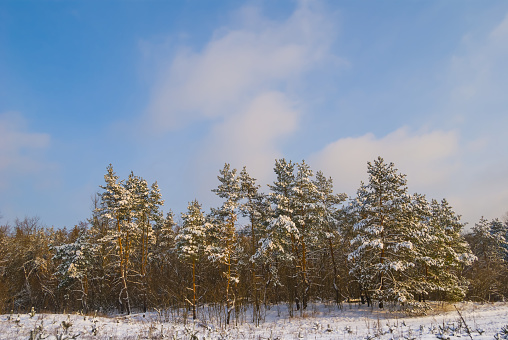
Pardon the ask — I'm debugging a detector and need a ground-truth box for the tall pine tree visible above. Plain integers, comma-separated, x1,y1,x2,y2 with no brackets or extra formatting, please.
348,157,416,306
209,163,242,325
175,200,208,320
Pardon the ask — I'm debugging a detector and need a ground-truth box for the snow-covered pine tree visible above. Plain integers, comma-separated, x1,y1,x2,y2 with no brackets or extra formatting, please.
53,224,95,312
238,166,271,325
140,179,164,311
292,160,320,310
268,159,295,219
466,217,508,301
98,164,133,314
175,200,208,320
154,210,176,262
150,210,178,309
209,163,242,325
313,170,347,306
397,193,434,311
136,175,165,311
348,157,416,306
88,193,110,310
98,167,165,313
488,218,508,262
124,172,150,309
260,159,300,314
425,199,475,301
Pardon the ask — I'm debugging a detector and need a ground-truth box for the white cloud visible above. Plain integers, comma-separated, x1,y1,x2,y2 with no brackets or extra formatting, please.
0,112,55,223
447,13,508,125
140,2,508,227
0,112,51,177
309,11,508,226
310,127,460,196
145,1,337,131
310,123,508,226
142,1,339,211
201,91,299,185
439,11,508,224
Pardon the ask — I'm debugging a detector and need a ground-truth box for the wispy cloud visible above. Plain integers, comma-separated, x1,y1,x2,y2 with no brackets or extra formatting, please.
0,112,56,222
198,91,299,188
310,11,508,225
0,112,51,179
143,1,339,206
446,13,508,126
309,127,460,196
145,1,337,131
442,12,508,223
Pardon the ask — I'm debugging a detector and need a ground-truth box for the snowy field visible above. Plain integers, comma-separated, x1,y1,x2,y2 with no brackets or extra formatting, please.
1,302,507,339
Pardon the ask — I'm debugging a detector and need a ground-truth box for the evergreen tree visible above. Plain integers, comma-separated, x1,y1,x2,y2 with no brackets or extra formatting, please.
313,171,347,306
124,172,150,309
292,160,320,310
425,199,475,301
401,193,432,305
53,224,95,312
238,166,270,324
489,218,508,262
154,211,176,262
261,159,300,313
98,164,134,314
466,217,508,301
175,200,208,319
348,157,416,306
88,194,111,311
209,163,242,325
130,177,164,312
97,165,166,313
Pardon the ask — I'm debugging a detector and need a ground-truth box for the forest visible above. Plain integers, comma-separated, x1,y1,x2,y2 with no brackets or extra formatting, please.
0,157,507,324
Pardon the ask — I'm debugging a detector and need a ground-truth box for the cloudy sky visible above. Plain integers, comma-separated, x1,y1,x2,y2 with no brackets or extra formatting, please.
1,0,508,228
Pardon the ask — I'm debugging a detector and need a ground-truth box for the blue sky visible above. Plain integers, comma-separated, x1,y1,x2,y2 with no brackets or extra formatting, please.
1,0,508,228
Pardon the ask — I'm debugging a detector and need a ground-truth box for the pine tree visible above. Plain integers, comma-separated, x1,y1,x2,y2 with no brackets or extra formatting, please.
132,178,164,312
313,171,347,306
466,217,508,301
209,163,242,325
401,193,432,305
97,165,165,313
292,160,320,310
98,164,133,314
124,172,150,310
268,159,295,219
262,159,300,313
53,224,95,312
348,157,416,306
425,199,475,301
238,166,270,325
488,218,508,262
154,211,176,262
175,200,208,319
88,193,110,311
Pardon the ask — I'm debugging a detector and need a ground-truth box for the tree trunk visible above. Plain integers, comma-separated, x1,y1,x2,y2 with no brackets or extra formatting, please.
226,251,232,325
117,218,131,315
251,217,259,325
328,238,341,307
192,258,197,320
301,237,308,310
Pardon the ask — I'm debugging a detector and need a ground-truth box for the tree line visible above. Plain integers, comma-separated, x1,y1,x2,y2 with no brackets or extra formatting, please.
0,157,507,322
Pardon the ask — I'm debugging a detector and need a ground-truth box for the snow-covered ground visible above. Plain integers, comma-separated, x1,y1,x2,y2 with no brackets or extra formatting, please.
1,302,507,339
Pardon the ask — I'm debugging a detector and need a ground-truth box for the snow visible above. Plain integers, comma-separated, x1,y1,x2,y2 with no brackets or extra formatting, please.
1,302,507,339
